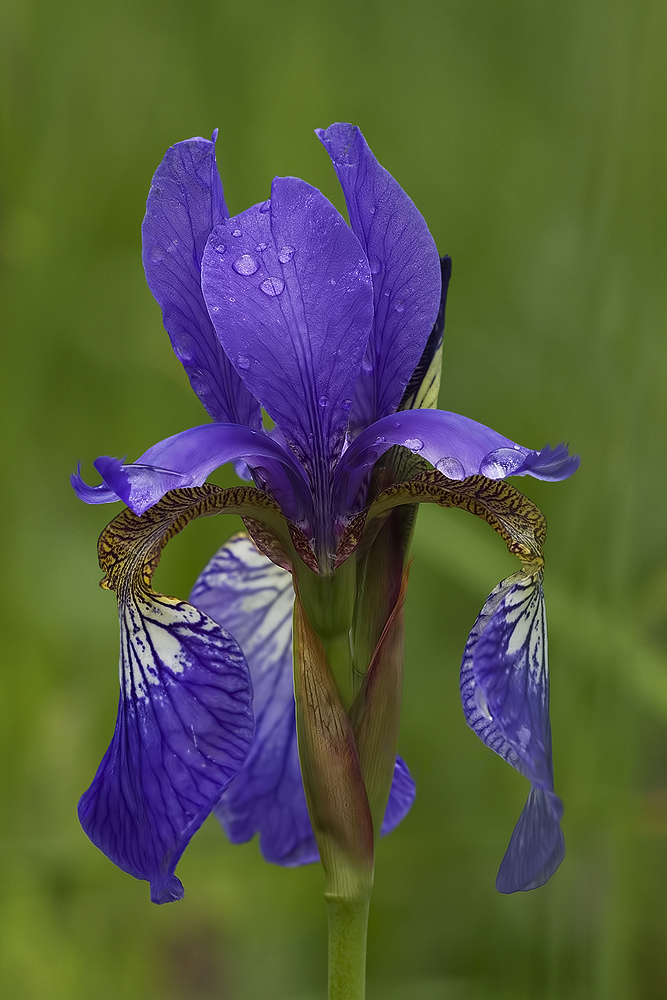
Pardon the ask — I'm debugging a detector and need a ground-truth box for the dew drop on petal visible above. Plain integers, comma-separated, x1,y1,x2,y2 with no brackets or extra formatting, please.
479,447,526,478
394,300,405,314
237,356,251,370
373,435,386,445
404,437,424,452
259,200,271,213
232,228,242,238
361,357,373,375
166,239,178,254
232,254,259,276
214,243,226,254
255,242,268,252
330,277,337,286
435,456,466,480
149,246,165,263
260,276,285,296
318,396,329,408
369,256,382,275
278,245,295,263
341,399,353,411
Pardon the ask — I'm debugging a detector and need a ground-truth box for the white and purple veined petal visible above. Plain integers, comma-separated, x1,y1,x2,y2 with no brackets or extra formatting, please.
460,570,565,892
78,590,254,903
201,177,374,552
316,124,442,435
142,133,261,429
335,408,579,511
190,534,416,864
71,422,312,521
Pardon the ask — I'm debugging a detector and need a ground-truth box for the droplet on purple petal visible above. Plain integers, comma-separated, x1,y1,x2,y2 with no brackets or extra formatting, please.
232,254,259,276
237,356,251,370
232,229,242,238
278,245,295,263
150,246,165,263
435,456,466,480
260,277,285,297
404,437,424,452
480,447,526,478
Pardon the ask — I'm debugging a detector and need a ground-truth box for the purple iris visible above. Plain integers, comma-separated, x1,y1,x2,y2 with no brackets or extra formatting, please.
73,124,578,902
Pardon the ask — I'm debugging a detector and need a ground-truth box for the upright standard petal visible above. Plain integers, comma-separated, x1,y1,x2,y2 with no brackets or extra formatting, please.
191,535,416,865
316,124,442,433
79,496,255,903
335,408,579,511
71,423,311,520
142,135,260,428
460,570,565,892
201,177,374,545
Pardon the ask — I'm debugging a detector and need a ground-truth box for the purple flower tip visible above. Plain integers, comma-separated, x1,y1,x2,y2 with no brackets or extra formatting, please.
521,443,580,481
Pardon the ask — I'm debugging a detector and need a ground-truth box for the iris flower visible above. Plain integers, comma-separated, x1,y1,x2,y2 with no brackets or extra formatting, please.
73,124,578,907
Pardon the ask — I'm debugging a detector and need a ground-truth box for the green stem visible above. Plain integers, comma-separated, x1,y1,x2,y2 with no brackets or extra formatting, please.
326,893,371,1000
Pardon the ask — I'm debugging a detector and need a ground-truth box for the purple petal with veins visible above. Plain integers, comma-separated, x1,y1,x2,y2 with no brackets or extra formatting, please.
317,123,442,434
78,591,254,903
71,423,311,520
142,134,260,428
460,571,565,892
336,408,579,509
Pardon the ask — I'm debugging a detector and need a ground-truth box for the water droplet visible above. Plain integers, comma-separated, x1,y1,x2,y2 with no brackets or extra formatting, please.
318,396,329,408
373,435,386,445
435,456,465,480
341,399,353,411
255,242,268,252
214,243,226,254
260,276,285,296
361,357,373,375
149,246,164,263
278,245,295,263
369,205,376,215
330,277,337,286
479,447,525,479
259,200,271,213
394,300,405,314
237,355,251,370
404,437,424,452
232,228,242,238
229,296,236,303
166,239,178,254
517,725,531,747
232,254,259,276
369,256,382,275
474,686,493,721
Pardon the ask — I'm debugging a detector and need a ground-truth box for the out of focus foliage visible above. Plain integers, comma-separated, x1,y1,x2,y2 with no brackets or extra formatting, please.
1,0,666,997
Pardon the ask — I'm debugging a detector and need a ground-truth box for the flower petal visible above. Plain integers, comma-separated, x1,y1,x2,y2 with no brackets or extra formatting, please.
191,534,415,865
460,570,565,892
142,134,260,427
336,408,579,511
190,533,313,866
201,178,374,504
71,423,310,519
79,496,255,903
316,124,442,432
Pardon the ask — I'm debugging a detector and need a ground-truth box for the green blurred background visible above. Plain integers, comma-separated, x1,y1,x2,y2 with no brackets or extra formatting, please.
1,0,666,997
